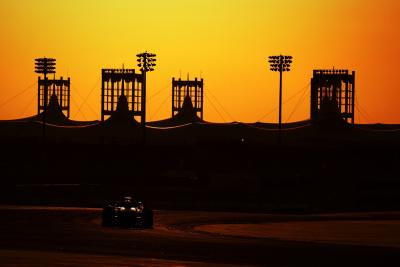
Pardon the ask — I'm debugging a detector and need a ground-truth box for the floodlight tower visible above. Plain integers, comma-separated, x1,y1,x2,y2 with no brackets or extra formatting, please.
268,55,293,144
35,57,56,143
136,51,156,141
35,58,56,111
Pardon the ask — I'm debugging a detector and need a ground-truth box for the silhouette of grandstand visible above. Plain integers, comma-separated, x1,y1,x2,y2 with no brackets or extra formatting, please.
38,76,70,118
172,77,203,120
10,87,97,127
311,69,355,124
148,77,204,127
30,58,97,126
101,68,144,125
1,58,399,148
33,94,98,126
1,58,399,216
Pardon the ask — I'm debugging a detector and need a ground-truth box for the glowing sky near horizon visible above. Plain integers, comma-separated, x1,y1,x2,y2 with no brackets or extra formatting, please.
0,0,399,123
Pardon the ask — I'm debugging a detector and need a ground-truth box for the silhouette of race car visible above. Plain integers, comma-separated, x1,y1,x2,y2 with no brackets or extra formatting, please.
102,196,153,228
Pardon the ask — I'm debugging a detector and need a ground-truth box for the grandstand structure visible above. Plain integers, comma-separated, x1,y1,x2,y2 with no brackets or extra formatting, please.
310,69,355,124
172,77,204,120
101,68,144,124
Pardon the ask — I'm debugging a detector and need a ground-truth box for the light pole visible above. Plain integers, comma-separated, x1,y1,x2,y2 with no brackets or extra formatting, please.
268,55,292,144
136,51,156,143
35,57,56,144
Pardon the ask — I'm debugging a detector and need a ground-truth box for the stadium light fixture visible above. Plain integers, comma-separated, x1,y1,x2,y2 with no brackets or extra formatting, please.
268,55,293,144
136,51,157,143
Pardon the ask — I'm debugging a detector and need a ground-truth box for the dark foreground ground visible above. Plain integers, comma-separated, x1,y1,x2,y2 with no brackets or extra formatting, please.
1,142,400,212
0,139,399,265
0,206,399,266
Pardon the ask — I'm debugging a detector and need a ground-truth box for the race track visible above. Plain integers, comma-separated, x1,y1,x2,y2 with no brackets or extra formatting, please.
0,206,399,266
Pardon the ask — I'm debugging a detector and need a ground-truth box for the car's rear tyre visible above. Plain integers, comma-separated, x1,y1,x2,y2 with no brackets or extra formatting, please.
143,209,153,228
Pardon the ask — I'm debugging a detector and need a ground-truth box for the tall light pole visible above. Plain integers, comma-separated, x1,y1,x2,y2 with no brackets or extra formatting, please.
268,55,292,144
136,51,156,143
35,57,56,144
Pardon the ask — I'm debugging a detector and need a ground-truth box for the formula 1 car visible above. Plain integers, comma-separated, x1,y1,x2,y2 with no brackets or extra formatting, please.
102,196,153,228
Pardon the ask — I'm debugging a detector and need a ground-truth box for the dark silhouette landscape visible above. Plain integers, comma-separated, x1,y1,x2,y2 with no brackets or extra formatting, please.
1,57,400,266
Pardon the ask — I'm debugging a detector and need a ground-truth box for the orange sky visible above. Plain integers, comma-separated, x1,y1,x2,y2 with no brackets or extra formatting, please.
0,0,399,123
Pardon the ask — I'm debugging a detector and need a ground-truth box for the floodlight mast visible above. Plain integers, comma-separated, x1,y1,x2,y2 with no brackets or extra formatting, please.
35,57,56,145
136,51,156,143
268,55,292,144
35,57,56,110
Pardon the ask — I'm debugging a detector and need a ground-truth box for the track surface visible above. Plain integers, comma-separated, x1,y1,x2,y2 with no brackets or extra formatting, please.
195,220,400,248
0,206,399,266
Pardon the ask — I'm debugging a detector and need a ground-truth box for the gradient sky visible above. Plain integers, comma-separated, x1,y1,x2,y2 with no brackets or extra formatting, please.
0,0,399,123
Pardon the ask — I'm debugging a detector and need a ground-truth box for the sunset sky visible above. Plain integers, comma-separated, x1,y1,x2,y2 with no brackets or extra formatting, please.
0,0,399,123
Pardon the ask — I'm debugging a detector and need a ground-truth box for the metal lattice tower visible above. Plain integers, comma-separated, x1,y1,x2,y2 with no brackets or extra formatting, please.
37,76,71,117
172,77,204,120
310,69,355,124
35,58,71,117
101,68,145,122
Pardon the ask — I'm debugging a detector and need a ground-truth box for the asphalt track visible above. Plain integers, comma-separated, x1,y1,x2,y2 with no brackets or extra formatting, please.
0,206,399,266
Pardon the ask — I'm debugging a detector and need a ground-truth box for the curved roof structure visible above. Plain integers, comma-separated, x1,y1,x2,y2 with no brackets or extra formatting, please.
0,92,399,147
102,94,139,126
3,94,98,127
147,95,203,127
